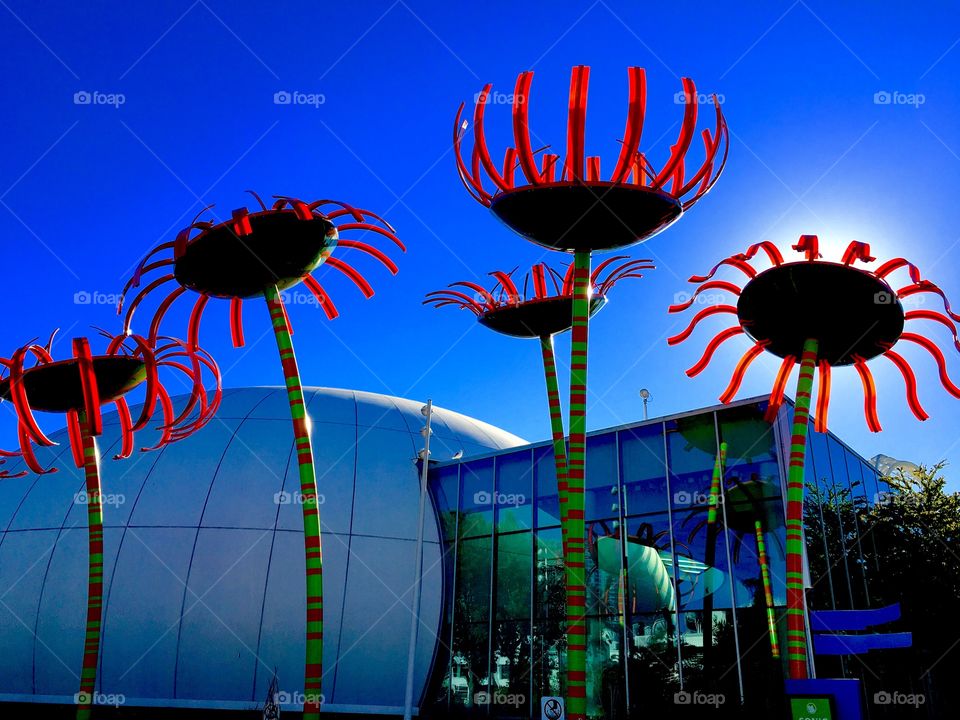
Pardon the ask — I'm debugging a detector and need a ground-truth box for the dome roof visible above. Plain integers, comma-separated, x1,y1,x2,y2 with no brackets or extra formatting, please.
0,387,524,713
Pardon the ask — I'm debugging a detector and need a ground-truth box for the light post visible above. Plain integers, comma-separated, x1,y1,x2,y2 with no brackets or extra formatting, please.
639,388,651,420
403,399,433,720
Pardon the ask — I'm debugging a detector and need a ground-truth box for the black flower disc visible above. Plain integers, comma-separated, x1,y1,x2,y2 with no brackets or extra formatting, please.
737,262,905,366
174,211,336,299
479,296,606,338
490,184,682,253
0,357,146,413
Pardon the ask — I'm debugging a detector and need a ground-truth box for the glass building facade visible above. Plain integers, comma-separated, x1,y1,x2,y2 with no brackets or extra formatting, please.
425,396,882,719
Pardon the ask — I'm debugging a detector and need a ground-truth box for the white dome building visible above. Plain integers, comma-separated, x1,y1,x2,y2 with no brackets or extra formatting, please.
0,387,524,714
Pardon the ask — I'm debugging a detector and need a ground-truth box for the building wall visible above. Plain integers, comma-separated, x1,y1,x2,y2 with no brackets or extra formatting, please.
427,398,881,719
0,387,524,714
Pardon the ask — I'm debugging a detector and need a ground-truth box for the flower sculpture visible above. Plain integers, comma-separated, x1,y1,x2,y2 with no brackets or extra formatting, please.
454,65,727,718
0,330,220,720
118,192,403,720
424,257,652,537
668,234,960,678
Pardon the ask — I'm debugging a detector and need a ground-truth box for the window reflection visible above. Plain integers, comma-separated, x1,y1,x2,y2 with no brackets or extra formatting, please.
430,400,881,717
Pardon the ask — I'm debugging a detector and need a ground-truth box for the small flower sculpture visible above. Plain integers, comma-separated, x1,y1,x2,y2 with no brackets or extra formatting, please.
0,329,220,720
453,66,727,718
668,234,960,678
118,191,403,720
425,257,652,540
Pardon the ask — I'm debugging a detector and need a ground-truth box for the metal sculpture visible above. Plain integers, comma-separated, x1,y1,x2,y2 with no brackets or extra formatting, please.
454,65,727,718
668,234,960,678
0,330,220,720
424,258,653,538
118,192,402,720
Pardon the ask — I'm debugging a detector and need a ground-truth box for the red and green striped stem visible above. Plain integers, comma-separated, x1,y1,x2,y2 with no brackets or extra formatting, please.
785,337,817,679
563,250,591,720
702,442,727,663
755,519,781,659
540,335,569,541
265,285,324,718
76,417,104,720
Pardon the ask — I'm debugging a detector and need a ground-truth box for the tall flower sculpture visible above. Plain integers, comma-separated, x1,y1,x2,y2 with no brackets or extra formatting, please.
454,65,727,718
425,257,652,536
118,192,403,720
0,330,220,720
668,234,960,678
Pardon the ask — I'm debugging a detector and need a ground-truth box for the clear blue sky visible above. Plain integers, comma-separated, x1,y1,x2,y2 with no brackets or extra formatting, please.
1,1,959,487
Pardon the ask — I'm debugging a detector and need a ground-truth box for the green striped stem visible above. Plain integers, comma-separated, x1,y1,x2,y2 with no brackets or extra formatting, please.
563,250,591,720
76,416,103,720
755,519,781,659
540,335,569,541
785,337,817,679
265,285,324,718
701,441,727,667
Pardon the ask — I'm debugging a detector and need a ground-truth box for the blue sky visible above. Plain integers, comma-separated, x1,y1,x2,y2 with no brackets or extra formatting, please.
1,1,959,487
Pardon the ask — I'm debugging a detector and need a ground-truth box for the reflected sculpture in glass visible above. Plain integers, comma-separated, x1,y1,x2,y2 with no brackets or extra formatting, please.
118,192,403,720
668,234,960,678
0,330,220,720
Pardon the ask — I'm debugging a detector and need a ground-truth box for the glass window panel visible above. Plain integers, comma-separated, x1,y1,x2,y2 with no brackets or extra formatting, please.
489,620,531,716
739,608,789,716
667,413,719,513
449,621,490,709
430,465,460,540
534,445,561,529
532,617,565,709
620,423,668,517
495,531,532,621
678,608,741,701
585,433,620,523
585,520,623,618
455,536,491,624
535,528,564,620
496,450,534,533
459,458,495,540
727,498,786,610
585,616,627,719
828,437,867,608
718,402,783,506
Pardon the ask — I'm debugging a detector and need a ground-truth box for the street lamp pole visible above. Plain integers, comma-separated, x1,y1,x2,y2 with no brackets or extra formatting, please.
403,399,433,720
639,388,651,421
